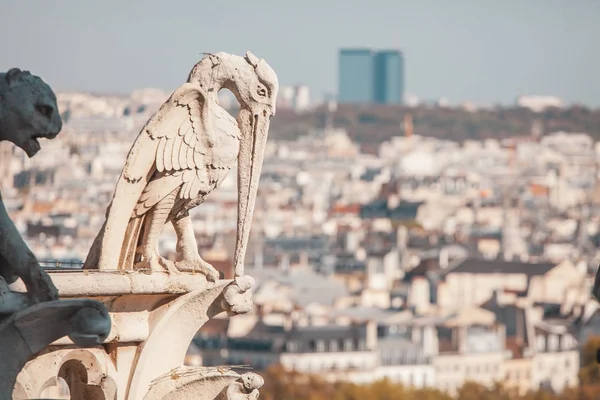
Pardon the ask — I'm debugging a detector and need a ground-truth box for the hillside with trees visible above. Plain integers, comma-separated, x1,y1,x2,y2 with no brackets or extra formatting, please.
269,104,600,151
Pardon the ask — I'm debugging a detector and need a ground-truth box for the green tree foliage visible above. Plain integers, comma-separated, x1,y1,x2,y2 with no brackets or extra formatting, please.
259,337,600,399
269,104,600,147
259,366,598,400
579,335,600,385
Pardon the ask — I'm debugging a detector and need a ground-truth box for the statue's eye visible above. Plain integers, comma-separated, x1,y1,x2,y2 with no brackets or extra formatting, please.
36,104,53,118
257,87,267,97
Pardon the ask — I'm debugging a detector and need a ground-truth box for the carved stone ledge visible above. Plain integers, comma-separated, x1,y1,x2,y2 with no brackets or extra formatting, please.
34,268,211,297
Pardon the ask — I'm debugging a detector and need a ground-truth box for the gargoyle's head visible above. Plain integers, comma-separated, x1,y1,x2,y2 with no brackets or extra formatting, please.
240,372,264,391
0,68,62,157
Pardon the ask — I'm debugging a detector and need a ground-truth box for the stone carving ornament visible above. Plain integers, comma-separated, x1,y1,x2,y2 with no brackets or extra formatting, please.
84,52,279,283
145,367,263,400
0,68,62,308
0,68,111,397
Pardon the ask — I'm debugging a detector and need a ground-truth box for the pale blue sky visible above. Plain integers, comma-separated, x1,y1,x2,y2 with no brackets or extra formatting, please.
1,0,599,106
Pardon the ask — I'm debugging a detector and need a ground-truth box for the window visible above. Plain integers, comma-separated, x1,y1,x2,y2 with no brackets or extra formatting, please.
548,334,559,352
316,340,326,352
330,340,338,352
536,335,546,352
345,339,353,351
287,341,296,352
563,334,574,350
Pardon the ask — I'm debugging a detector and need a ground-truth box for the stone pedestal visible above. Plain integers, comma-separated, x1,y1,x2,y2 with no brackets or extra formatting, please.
13,270,260,400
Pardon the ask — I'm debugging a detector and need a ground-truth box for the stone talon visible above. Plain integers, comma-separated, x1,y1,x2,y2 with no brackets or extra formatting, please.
175,259,219,282
221,276,255,316
134,254,177,274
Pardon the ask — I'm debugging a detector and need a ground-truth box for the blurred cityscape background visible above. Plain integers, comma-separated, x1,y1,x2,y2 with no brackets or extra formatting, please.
1,1,600,399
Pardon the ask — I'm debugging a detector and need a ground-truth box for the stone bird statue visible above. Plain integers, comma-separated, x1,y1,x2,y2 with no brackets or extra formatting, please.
83,52,278,281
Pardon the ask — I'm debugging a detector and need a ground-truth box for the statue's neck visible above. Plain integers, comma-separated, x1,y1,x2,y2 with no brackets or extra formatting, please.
198,71,231,103
188,55,242,105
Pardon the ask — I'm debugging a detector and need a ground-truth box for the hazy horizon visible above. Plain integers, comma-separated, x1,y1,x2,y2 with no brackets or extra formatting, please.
1,0,599,107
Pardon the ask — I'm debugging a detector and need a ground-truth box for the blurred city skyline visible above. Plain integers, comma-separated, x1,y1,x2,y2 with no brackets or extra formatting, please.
1,0,599,107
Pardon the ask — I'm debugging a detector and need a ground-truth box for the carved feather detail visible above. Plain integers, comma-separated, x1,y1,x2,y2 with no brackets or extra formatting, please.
149,90,208,175
133,86,236,217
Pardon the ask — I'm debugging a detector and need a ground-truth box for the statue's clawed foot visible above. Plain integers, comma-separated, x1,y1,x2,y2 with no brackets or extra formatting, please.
134,253,179,275
0,276,28,315
221,276,255,316
22,260,60,304
175,256,220,282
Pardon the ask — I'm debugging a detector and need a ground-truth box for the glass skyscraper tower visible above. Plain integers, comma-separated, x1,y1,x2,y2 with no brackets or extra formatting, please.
338,49,374,104
338,48,404,105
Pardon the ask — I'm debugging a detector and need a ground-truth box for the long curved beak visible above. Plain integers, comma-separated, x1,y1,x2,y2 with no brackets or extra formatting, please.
233,107,272,277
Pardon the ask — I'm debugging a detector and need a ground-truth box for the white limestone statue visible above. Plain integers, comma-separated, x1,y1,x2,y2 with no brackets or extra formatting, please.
0,68,62,309
84,52,278,282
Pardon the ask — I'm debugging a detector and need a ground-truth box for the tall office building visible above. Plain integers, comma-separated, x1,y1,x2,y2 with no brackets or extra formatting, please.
338,49,374,103
338,48,404,105
374,50,404,104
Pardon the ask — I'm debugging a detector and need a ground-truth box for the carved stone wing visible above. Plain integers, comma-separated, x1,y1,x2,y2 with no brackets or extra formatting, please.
134,85,215,216
121,83,209,184
150,87,210,177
